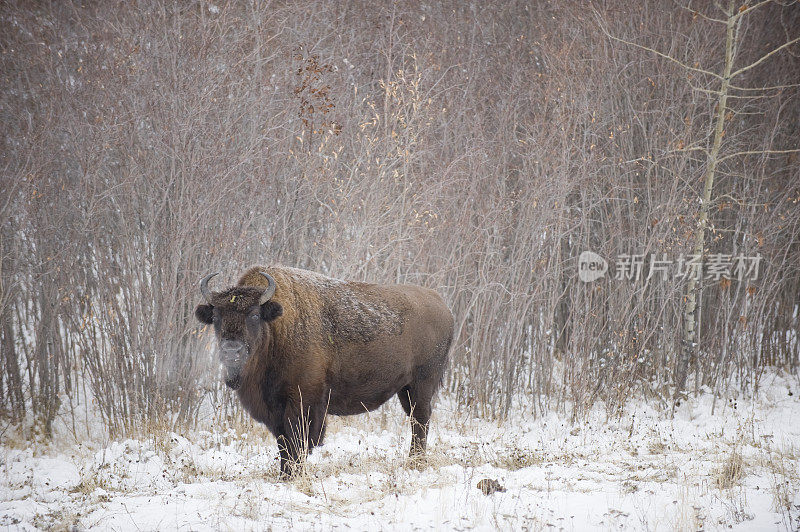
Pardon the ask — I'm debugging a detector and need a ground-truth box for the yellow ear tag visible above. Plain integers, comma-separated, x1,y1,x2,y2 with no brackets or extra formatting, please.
230,295,237,303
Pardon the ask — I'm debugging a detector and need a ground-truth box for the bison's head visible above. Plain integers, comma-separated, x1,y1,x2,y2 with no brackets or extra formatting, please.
194,271,283,390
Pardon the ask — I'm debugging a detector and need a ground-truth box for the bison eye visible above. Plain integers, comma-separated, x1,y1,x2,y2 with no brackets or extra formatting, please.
249,314,260,322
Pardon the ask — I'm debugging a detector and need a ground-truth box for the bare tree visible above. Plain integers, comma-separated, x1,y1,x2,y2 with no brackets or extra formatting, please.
0,0,797,435
601,0,799,408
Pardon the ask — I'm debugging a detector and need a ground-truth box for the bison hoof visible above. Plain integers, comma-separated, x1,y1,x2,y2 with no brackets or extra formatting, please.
407,454,428,471
279,460,304,480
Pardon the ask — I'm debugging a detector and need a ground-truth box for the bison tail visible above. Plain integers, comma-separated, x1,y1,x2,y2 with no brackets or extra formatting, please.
437,330,454,390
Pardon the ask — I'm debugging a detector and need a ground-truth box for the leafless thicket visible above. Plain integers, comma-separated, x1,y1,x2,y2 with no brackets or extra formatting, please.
1,1,798,436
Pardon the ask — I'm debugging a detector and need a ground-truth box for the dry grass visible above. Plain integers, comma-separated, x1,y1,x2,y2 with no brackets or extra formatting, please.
490,447,543,471
32,510,80,531
763,444,800,529
715,445,745,491
5,379,800,530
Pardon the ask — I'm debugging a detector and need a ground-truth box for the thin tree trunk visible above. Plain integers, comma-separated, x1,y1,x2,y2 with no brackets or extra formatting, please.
1,303,24,421
675,0,737,408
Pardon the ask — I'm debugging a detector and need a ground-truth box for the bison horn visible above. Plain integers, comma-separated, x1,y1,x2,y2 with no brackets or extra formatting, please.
199,272,219,304
258,271,276,305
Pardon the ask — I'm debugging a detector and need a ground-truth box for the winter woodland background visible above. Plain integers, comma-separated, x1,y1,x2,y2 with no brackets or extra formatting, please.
1,0,799,439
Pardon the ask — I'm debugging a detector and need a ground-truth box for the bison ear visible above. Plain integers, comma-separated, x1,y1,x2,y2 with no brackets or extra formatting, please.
195,304,214,324
260,301,283,322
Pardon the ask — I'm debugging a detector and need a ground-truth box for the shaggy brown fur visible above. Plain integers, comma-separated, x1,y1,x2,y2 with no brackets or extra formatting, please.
195,265,454,477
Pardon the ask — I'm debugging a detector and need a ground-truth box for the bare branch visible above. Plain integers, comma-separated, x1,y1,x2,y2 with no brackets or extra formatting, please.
669,146,711,156
729,82,800,91
731,36,800,78
718,148,800,162
677,1,727,24
600,30,724,80
731,0,775,21
695,84,792,99
691,86,723,96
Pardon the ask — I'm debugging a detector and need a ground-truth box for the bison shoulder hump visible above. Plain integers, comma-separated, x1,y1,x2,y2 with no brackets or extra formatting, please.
321,289,405,343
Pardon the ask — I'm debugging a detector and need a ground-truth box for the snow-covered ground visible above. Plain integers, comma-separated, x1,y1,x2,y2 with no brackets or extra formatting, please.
2,373,799,531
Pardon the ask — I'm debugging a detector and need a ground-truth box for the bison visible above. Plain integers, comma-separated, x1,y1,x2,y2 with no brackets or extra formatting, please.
195,266,453,477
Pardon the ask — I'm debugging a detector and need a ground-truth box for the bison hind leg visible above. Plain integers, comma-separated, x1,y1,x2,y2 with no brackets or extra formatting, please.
409,402,431,457
397,385,413,416
397,384,434,457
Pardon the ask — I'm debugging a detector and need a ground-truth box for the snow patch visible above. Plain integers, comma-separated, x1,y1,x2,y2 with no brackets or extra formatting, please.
1,373,799,529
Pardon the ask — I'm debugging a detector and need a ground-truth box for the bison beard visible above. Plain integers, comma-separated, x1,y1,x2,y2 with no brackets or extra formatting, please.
224,368,241,390
195,266,454,478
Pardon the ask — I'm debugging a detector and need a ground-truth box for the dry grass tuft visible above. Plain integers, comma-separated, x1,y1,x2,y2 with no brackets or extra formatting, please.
491,447,542,470
762,444,800,529
715,445,745,491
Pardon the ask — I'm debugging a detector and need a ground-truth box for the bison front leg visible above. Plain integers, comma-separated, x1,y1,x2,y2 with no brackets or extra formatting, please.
276,434,296,479
278,402,327,478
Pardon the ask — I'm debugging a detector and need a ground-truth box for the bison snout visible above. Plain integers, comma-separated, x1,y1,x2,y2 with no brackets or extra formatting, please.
219,340,246,363
220,339,244,352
